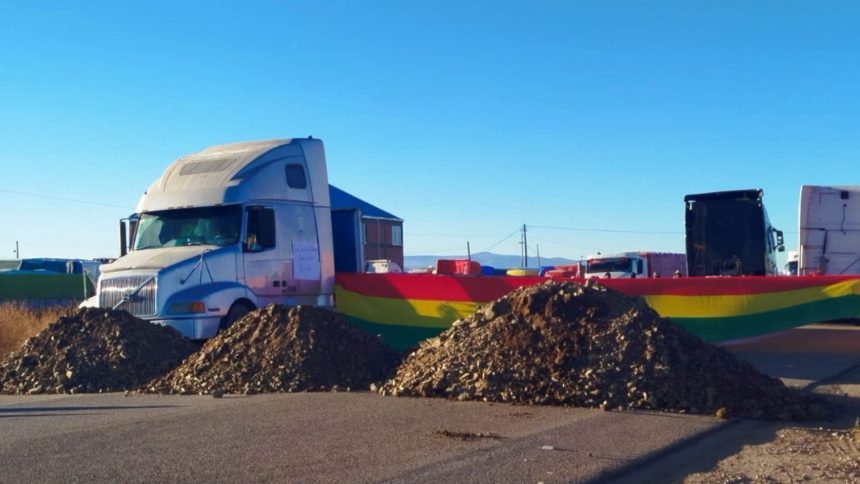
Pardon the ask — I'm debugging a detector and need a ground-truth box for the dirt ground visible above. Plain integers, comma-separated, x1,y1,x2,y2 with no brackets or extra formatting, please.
683,366,860,483
684,425,860,483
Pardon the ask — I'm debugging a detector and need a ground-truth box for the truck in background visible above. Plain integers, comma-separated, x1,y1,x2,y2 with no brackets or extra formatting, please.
798,185,860,275
544,264,583,278
684,189,784,276
364,259,403,273
85,138,356,339
0,258,101,282
584,252,686,278
784,250,799,275
1,258,97,305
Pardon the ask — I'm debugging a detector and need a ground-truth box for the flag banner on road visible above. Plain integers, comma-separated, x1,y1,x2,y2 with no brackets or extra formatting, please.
334,274,860,350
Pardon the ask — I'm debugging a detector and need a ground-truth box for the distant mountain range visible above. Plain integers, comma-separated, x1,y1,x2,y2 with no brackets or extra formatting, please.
404,252,579,270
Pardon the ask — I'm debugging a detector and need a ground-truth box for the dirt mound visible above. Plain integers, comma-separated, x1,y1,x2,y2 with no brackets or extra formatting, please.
146,305,399,395
380,281,825,419
0,308,196,394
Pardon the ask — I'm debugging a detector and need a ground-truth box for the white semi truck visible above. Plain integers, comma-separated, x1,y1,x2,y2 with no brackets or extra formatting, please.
799,185,860,275
584,252,686,279
784,250,799,276
86,138,338,338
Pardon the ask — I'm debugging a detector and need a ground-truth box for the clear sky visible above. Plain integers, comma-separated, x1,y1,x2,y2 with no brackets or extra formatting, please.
1,1,857,262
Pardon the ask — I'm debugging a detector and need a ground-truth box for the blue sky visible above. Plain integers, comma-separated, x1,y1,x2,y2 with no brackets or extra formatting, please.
1,1,857,262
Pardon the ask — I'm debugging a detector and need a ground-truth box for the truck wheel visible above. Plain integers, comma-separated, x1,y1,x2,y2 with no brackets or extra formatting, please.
219,303,252,332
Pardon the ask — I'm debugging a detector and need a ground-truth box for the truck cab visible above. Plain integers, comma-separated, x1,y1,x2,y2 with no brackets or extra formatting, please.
784,250,799,276
585,252,646,279
89,138,335,339
684,189,784,276
584,251,686,279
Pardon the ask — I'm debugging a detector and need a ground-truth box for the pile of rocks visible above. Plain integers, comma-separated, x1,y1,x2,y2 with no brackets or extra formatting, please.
0,308,196,394
146,305,399,395
380,281,823,419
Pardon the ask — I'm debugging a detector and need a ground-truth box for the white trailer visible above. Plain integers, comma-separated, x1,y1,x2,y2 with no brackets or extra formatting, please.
86,138,336,338
799,185,860,275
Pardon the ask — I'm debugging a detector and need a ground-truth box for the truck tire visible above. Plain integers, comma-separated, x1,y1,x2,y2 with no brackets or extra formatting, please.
219,302,253,332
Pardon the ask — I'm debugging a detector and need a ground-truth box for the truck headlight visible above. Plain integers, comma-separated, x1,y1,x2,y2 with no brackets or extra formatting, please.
167,301,206,314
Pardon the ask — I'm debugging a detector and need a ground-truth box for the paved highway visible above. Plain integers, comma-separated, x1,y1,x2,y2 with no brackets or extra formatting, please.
0,391,720,483
1,324,859,483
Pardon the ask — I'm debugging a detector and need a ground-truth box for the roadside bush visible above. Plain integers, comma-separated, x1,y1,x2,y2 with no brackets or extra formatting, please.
0,302,76,357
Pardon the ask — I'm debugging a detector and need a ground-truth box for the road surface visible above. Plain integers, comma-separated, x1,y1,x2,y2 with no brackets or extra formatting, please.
1,324,859,483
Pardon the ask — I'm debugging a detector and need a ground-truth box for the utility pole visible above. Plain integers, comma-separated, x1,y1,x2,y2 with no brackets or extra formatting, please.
536,244,541,268
521,224,528,268
466,241,471,262
13,240,19,260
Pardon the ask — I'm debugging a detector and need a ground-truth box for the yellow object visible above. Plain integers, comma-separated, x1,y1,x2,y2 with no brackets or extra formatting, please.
506,269,538,277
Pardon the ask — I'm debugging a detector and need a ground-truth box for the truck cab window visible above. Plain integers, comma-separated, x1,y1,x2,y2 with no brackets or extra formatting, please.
286,164,307,189
133,206,241,250
245,207,276,252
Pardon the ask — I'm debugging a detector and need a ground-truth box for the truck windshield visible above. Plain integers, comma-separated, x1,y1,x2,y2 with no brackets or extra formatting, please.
134,206,242,250
587,258,631,273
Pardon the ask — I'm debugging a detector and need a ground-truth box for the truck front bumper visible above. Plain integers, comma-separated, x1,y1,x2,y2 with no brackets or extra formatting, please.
151,315,221,340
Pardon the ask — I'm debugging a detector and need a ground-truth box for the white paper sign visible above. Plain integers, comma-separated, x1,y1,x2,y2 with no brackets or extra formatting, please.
292,240,321,280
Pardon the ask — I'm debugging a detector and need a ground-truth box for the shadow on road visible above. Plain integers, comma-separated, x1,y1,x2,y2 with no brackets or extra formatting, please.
0,405,177,414
600,359,860,483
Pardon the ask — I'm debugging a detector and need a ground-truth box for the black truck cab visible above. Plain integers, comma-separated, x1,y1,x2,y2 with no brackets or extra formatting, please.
685,189,784,276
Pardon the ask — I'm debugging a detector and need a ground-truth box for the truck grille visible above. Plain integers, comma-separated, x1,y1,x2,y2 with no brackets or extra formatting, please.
99,275,157,317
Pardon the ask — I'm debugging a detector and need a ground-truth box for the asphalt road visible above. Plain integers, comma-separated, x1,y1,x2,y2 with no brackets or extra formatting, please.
607,323,860,483
0,392,719,483
2,324,859,483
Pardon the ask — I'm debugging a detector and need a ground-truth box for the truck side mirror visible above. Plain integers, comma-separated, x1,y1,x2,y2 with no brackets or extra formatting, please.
119,220,127,257
776,230,785,252
119,214,140,257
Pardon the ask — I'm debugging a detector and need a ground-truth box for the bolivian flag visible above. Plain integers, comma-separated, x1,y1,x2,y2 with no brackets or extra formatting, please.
334,274,860,350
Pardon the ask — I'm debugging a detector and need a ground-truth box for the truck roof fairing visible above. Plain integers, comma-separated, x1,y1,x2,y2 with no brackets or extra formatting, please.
684,189,763,203
136,138,330,212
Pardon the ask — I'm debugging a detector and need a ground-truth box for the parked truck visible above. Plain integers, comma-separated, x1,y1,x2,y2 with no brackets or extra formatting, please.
1,258,97,305
584,252,686,279
684,189,784,276
85,138,353,339
784,250,799,276
798,185,860,275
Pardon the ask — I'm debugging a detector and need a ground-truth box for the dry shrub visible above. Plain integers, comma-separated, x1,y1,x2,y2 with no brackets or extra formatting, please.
0,302,76,357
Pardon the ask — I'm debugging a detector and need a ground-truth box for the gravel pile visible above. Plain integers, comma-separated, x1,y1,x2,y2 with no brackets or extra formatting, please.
0,308,196,394
146,305,399,395
380,280,825,419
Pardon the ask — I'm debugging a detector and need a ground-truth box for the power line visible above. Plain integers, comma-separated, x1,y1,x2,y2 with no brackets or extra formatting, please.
0,189,132,210
405,244,467,255
409,228,522,257
529,224,683,235
407,232,499,238
529,234,581,246
479,228,521,253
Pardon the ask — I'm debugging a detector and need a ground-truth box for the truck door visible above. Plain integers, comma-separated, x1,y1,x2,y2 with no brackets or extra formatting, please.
242,205,284,305
280,203,321,301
